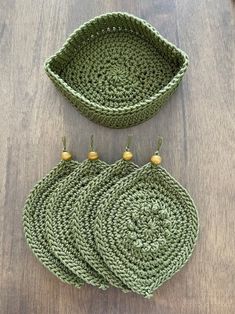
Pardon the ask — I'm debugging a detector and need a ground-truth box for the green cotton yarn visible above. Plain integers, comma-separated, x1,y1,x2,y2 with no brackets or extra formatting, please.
45,12,188,128
94,162,199,297
46,159,109,289
23,160,84,288
73,159,138,291
23,139,199,297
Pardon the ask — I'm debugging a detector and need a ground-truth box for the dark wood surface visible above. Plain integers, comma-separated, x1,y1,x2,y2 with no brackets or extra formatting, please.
0,0,234,313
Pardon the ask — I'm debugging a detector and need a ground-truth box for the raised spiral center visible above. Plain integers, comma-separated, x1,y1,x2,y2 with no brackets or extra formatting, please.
126,201,172,253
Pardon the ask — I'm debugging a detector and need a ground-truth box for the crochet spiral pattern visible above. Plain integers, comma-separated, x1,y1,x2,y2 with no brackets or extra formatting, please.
94,163,199,297
23,139,199,297
73,159,138,291
45,12,188,128
23,160,84,288
46,159,109,289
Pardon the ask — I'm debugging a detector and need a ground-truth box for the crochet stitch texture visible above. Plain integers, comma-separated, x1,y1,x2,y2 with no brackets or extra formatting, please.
46,159,110,289
73,159,138,291
23,142,199,297
45,12,188,128
94,163,199,297
23,160,84,288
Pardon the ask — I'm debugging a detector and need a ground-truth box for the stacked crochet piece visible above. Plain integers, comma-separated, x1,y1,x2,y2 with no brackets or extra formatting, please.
23,141,198,298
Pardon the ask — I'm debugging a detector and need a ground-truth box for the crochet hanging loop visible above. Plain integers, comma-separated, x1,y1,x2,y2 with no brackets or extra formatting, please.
150,136,162,165
62,136,67,152
90,134,94,152
61,136,72,161
123,135,133,161
88,134,99,161
155,136,163,155
125,135,132,152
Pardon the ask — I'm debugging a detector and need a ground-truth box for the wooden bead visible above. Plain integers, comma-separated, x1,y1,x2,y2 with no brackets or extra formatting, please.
123,151,133,161
88,151,99,160
151,155,162,165
61,151,72,161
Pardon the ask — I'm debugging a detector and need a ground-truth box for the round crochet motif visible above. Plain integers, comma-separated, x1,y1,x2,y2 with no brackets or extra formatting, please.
46,159,109,289
94,163,199,297
45,12,188,128
73,159,138,290
23,160,84,288
61,32,174,109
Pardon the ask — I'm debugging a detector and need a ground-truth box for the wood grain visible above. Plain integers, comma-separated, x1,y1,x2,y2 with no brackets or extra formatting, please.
0,0,234,313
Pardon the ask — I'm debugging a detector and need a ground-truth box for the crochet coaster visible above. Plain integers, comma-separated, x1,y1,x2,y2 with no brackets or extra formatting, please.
46,159,109,289
94,162,199,297
73,159,138,291
23,160,84,288
45,12,188,128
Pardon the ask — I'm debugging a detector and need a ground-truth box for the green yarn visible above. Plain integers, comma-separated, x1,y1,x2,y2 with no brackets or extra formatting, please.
46,159,109,289
73,159,138,291
23,160,84,288
45,12,188,128
94,163,199,297
23,141,199,297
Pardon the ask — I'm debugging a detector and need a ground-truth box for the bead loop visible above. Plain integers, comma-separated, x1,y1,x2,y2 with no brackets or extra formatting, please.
61,136,72,161
123,135,133,161
151,136,163,165
88,135,99,160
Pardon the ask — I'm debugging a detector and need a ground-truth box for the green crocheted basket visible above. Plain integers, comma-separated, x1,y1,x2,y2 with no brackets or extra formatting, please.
45,12,188,128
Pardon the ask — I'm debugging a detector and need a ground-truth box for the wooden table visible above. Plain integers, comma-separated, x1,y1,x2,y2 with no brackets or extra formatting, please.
0,1,234,313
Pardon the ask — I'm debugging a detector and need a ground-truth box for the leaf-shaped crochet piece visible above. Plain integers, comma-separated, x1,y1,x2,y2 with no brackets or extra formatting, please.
46,159,109,289
73,159,138,291
23,160,84,288
94,163,199,297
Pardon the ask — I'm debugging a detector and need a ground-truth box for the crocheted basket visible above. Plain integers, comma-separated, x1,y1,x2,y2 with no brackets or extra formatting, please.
45,12,188,128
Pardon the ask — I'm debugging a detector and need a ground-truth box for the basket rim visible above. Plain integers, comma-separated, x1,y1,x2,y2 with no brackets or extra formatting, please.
44,12,189,115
